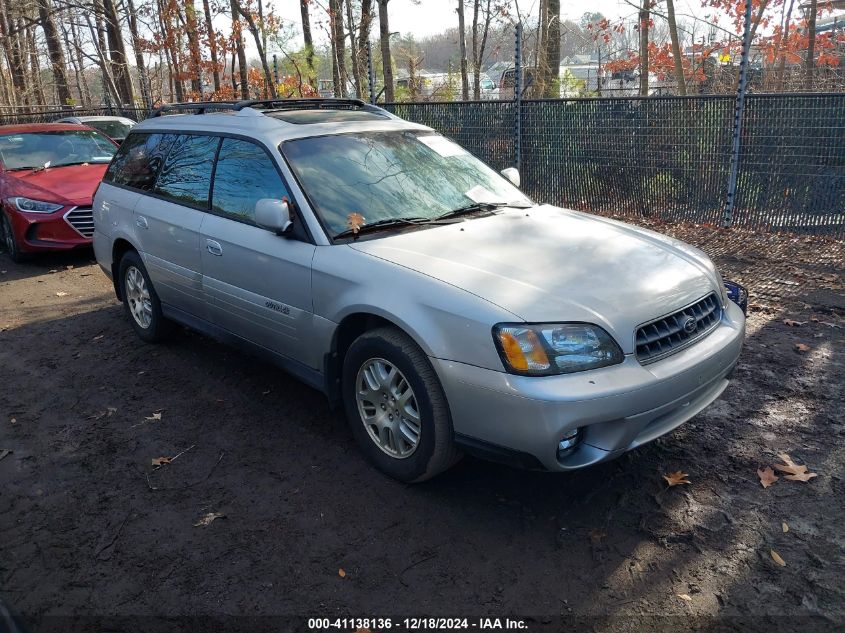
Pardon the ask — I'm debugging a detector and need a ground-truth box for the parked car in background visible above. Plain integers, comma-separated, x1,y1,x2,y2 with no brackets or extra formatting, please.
0,123,118,262
93,99,745,483
55,115,137,144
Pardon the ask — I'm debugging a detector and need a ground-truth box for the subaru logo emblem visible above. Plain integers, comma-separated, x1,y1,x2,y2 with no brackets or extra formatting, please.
683,317,697,334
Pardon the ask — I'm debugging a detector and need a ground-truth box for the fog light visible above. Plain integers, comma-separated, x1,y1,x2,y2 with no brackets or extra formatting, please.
557,428,582,457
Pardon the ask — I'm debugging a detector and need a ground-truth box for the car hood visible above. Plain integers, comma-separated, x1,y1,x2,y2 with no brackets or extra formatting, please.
4,164,108,206
349,206,722,354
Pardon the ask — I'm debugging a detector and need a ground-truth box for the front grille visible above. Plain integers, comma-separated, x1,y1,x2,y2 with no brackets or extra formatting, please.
65,207,94,238
636,293,722,363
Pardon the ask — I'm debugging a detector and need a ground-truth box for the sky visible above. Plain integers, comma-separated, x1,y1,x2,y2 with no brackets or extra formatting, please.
268,0,720,47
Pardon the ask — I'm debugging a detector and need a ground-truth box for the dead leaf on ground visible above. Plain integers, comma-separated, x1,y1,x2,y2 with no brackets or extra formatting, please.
346,212,365,234
151,456,171,467
820,321,842,329
758,466,779,488
794,343,810,353
784,471,818,482
588,529,606,546
145,411,163,422
770,550,787,567
193,512,225,527
0,449,12,461
677,593,692,601
92,334,104,341
338,568,347,578
10,418,17,424
783,319,806,327
663,471,691,486
89,407,117,420
55,291,68,297
782,521,789,533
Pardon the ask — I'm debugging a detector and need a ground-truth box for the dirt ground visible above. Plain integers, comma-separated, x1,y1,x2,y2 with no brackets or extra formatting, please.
1,221,843,633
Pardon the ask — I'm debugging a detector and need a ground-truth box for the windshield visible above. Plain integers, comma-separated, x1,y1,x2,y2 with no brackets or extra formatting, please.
84,119,134,140
282,131,531,237
0,130,117,170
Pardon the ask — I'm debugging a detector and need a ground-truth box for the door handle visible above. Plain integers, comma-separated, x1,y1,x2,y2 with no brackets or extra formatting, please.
135,215,148,230
206,239,223,256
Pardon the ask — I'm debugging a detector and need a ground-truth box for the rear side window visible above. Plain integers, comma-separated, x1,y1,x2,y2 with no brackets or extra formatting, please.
153,134,220,208
104,132,176,191
211,138,289,223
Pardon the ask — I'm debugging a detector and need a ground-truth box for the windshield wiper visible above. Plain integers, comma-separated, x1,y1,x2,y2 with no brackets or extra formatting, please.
334,216,445,240
433,201,509,221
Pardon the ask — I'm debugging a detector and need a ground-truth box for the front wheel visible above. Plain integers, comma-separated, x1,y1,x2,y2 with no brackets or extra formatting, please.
342,327,461,482
118,250,171,342
1,210,29,263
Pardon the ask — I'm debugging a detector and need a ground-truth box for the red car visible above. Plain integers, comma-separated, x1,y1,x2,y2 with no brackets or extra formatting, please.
0,123,118,262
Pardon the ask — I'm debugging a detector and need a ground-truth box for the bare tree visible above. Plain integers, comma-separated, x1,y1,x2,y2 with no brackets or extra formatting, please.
230,0,248,98
542,0,560,97
201,0,221,92
665,0,685,95
300,0,315,86
457,0,469,99
470,0,493,100
329,0,347,96
805,0,817,88
377,0,393,101
639,0,649,96
102,0,135,103
37,0,72,105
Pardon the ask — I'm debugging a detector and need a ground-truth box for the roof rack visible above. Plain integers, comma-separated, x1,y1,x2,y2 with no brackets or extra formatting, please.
151,98,390,118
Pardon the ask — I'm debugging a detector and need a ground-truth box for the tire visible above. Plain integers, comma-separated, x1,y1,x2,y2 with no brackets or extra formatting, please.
1,210,29,263
342,326,461,482
118,250,171,343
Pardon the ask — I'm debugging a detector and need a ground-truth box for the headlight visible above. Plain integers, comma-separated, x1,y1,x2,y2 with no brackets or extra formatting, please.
713,268,729,308
493,323,624,376
8,197,64,213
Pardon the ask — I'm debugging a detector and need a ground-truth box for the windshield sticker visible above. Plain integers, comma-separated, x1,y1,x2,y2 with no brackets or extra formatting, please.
417,135,467,157
464,185,502,204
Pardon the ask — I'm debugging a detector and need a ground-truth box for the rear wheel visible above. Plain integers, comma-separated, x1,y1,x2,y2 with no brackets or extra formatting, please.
118,250,171,342
342,327,461,482
0,210,29,263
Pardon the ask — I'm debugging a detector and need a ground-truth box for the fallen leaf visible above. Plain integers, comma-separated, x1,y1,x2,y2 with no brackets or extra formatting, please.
10,418,16,424
773,453,808,476
92,334,104,341
151,456,171,467
784,471,818,482
677,593,692,601
89,407,117,420
262,389,271,395
56,291,68,297
588,529,606,546
783,319,805,327
758,466,778,488
820,321,842,329
663,471,691,486
145,411,163,422
338,568,347,578
794,343,810,353
346,212,365,234
810,316,820,323
0,449,11,461
770,550,786,567
782,521,789,533
193,512,225,527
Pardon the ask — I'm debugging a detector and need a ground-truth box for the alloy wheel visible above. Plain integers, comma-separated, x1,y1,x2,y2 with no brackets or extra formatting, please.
124,265,152,329
355,358,422,459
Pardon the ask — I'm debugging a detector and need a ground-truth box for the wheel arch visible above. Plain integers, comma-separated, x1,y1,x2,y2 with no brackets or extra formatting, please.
111,238,137,300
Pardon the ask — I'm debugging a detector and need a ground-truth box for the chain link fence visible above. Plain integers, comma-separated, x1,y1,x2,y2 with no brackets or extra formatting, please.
2,94,843,237
389,93,845,237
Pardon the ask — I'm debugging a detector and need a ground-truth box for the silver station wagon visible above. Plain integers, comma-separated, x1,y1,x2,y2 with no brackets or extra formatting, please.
93,99,746,482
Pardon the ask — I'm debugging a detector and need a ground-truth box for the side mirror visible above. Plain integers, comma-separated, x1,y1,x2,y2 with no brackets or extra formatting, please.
255,198,292,235
501,167,520,188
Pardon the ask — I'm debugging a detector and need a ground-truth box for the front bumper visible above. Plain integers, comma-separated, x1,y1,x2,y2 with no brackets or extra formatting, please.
433,301,746,472
5,205,92,253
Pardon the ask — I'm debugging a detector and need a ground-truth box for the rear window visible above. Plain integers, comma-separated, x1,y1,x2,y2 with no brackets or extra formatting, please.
153,134,219,208
104,132,177,191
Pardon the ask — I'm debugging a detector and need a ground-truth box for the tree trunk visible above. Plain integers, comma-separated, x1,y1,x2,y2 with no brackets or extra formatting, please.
329,0,348,97
37,0,72,106
639,0,649,96
666,0,685,95
346,0,362,98
300,0,315,87
61,18,88,106
0,0,27,105
805,0,817,89
125,0,151,106
377,0,393,102
543,0,560,97
231,0,249,99
102,0,134,104
201,0,221,92
156,0,183,101
233,0,276,98
26,25,46,104
457,0,469,99
358,0,373,97
183,0,203,93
